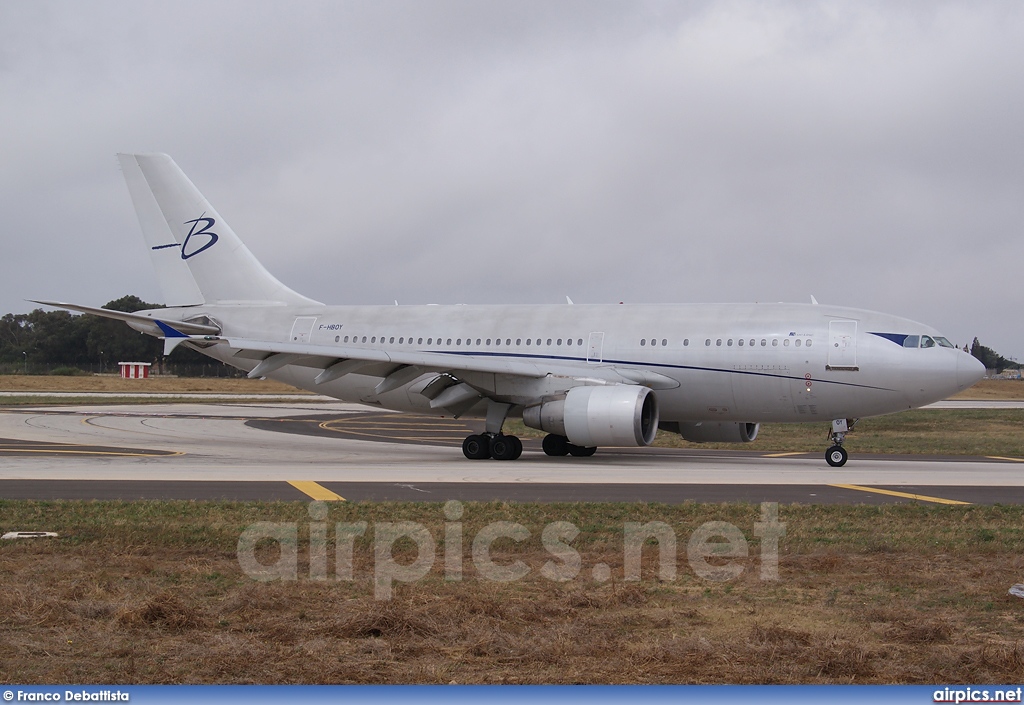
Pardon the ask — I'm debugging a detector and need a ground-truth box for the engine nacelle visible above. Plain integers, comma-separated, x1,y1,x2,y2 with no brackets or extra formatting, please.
523,385,659,447
663,421,760,443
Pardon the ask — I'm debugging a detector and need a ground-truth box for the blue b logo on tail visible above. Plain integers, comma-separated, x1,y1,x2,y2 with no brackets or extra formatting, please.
181,214,219,260
151,213,220,260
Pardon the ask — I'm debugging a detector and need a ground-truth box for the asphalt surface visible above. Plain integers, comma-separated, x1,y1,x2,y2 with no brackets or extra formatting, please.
0,402,1021,504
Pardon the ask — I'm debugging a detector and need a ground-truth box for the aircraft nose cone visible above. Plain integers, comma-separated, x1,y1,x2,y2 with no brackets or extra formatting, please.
957,351,986,390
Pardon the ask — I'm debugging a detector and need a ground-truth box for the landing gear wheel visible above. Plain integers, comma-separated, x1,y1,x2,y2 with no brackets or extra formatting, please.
567,443,597,457
542,434,569,456
490,435,520,461
825,445,848,467
463,434,491,460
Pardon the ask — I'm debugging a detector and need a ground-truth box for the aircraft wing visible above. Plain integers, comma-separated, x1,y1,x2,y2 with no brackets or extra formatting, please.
189,336,677,412
216,336,620,382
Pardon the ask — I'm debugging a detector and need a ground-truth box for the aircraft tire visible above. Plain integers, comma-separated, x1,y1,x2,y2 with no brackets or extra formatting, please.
542,434,570,456
510,436,523,460
825,445,848,467
490,435,519,461
462,434,491,460
568,443,597,457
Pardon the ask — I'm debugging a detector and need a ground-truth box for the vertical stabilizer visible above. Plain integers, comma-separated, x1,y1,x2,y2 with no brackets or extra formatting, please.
117,153,320,307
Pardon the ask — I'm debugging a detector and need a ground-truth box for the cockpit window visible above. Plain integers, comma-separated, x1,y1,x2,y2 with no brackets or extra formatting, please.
935,336,955,348
903,335,920,348
921,335,936,348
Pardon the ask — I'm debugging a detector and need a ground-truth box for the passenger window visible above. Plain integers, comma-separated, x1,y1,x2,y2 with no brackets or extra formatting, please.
343,336,349,343
578,339,583,346
640,339,646,346
738,339,744,346
921,335,936,348
389,337,394,344
795,339,802,347
717,339,722,346
526,339,531,346
516,338,522,346
546,338,552,346
784,339,789,347
727,339,733,346
806,340,812,347
446,338,452,345
772,339,778,347
761,339,766,346
556,339,562,346
706,339,711,346
749,339,755,347
418,338,423,344
661,339,667,347
683,339,689,346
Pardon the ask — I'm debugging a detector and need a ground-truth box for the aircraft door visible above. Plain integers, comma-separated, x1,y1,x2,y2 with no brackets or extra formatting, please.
827,320,859,371
290,316,317,344
587,332,604,364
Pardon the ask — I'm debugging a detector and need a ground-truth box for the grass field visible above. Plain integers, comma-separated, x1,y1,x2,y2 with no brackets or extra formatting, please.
1,501,1023,684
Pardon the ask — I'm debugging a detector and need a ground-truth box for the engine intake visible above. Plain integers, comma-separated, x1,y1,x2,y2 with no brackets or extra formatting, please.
523,385,659,447
661,421,759,443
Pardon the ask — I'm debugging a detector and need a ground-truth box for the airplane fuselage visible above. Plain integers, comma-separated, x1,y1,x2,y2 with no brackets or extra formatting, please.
146,300,977,424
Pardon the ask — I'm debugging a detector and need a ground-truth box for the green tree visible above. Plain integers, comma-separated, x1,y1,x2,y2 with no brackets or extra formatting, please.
970,337,1018,374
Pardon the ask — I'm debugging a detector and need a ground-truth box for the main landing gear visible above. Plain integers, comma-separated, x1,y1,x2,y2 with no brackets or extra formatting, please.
825,418,854,467
461,401,597,461
542,433,596,457
462,433,522,461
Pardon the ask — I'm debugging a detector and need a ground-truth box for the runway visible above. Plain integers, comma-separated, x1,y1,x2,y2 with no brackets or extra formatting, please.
0,402,1021,504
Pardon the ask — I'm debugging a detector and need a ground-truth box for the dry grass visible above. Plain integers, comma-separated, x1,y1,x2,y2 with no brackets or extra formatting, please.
0,375,312,394
954,379,1024,400
2,501,1024,684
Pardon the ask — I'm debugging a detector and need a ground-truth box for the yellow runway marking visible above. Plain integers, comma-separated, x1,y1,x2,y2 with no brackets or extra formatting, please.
986,456,1024,463
829,483,970,505
288,481,346,501
763,452,809,458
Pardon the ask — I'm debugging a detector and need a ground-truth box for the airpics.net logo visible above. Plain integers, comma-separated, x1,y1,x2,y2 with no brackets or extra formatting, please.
236,501,786,600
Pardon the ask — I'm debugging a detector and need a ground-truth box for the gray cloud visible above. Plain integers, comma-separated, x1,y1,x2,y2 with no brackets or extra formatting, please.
1,0,1021,359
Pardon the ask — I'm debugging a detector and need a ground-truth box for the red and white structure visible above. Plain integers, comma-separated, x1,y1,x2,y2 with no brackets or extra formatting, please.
118,362,151,379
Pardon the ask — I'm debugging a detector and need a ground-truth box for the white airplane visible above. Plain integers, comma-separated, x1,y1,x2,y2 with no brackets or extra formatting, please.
36,154,986,466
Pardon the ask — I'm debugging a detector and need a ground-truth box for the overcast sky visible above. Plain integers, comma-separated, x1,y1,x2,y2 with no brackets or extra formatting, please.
2,1,1021,359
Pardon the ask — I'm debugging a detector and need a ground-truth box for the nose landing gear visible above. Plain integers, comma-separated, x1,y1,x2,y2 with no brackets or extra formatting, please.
825,418,855,467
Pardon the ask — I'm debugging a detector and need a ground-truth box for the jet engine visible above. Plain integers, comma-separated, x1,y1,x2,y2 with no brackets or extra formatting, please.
523,385,659,447
661,421,760,443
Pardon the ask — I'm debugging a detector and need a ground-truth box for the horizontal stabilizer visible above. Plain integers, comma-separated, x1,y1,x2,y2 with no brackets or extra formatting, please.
30,300,220,335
